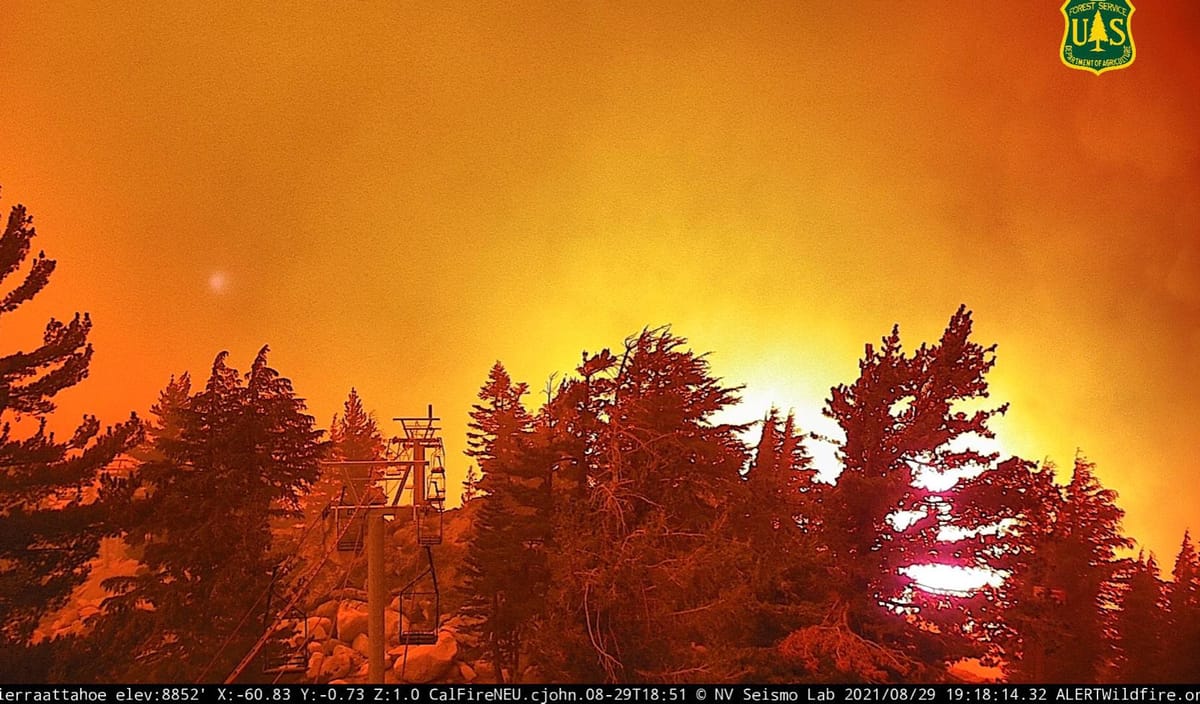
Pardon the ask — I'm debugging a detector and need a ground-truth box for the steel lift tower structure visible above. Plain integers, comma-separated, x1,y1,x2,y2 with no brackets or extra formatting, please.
326,405,447,683
223,407,446,685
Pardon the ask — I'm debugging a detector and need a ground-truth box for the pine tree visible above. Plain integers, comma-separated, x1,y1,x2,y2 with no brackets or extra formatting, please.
746,409,817,535
329,388,384,462
527,351,615,680
459,362,549,682
95,348,323,682
778,412,815,515
243,347,326,516
307,387,383,528
1002,456,1131,683
1113,553,1166,682
740,409,825,654
1162,531,1200,682
534,328,751,682
815,306,1012,671
952,457,1060,676
750,409,781,486
0,196,142,655
130,373,191,463
1050,457,1130,680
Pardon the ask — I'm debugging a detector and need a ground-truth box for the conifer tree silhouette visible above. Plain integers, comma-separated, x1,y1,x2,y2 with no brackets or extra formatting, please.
1162,531,1200,682
459,362,549,682
0,193,141,656
92,348,322,682
329,388,384,461
532,329,750,682
1113,552,1166,682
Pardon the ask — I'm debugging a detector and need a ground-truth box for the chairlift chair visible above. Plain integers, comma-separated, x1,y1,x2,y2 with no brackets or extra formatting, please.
332,486,368,552
331,462,389,552
414,439,447,547
262,574,309,675
396,547,440,645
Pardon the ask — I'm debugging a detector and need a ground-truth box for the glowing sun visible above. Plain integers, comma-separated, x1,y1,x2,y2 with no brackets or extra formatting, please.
208,270,230,294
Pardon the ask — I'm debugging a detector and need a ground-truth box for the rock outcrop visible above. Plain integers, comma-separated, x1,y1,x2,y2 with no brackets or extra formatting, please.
389,630,458,683
336,600,369,643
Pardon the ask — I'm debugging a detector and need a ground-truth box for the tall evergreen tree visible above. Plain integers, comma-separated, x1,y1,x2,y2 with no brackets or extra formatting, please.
814,306,1013,671
1054,457,1130,680
149,374,191,439
94,348,323,682
329,388,385,462
740,409,824,649
746,409,817,533
1162,531,1200,682
0,196,142,656
1113,552,1166,682
1001,456,1131,683
129,373,191,463
301,388,385,542
528,350,616,680
535,328,751,682
458,362,549,682
951,457,1060,675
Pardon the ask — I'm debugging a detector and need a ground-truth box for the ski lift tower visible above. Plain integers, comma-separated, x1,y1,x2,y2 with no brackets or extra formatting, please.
324,405,447,684
393,406,448,547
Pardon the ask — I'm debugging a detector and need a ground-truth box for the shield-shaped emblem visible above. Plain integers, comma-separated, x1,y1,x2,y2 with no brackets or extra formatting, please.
1061,0,1136,75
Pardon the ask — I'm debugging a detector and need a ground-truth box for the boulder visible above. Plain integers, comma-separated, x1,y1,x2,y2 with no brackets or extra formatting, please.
303,616,333,637
458,662,477,682
389,631,458,683
352,633,371,658
314,600,339,623
320,651,352,681
440,614,468,634
337,601,369,643
311,624,329,642
444,615,480,648
306,641,324,656
332,643,358,663
385,610,405,642
306,652,325,681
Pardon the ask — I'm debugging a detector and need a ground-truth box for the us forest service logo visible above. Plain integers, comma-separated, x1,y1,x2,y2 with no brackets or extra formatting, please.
1061,0,1135,75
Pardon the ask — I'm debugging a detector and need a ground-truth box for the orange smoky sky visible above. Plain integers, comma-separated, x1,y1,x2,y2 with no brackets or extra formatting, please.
1,3,1198,566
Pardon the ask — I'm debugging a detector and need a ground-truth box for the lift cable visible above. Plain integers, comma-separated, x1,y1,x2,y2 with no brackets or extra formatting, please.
268,544,361,685
193,491,335,683
216,478,382,684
